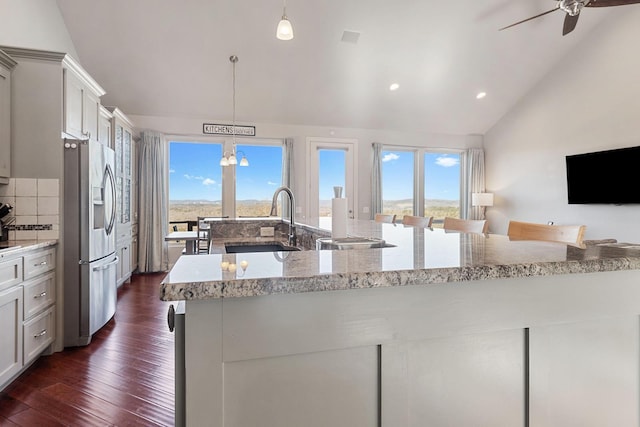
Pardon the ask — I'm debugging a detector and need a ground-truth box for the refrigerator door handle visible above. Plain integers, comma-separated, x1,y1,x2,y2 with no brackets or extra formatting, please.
91,256,119,271
104,163,117,236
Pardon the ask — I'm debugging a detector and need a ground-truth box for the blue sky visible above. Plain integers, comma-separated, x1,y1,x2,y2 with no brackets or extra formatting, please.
169,142,282,201
382,151,460,200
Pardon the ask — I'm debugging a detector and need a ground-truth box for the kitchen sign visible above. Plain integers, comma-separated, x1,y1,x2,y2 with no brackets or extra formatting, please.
203,123,256,136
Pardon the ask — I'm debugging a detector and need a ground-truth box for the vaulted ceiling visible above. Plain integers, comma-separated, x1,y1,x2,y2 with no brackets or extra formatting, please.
55,0,630,135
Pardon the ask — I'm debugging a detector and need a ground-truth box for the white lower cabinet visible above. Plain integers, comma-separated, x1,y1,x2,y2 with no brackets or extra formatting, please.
23,306,55,365
0,245,56,391
0,285,23,386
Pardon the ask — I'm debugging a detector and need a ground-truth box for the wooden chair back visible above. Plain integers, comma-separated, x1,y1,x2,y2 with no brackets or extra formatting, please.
443,217,488,234
375,214,397,223
402,215,433,228
507,220,586,248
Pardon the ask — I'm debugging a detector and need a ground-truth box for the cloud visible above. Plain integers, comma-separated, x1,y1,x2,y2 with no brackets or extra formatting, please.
267,181,278,186
202,178,216,186
169,169,175,173
382,153,400,162
184,174,205,180
435,156,459,167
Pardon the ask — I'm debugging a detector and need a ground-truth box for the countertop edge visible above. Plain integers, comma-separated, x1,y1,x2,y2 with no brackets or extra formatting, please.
160,256,640,301
0,240,58,259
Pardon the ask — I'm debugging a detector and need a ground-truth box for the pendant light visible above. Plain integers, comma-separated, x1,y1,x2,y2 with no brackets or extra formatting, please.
276,0,294,40
220,55,249,167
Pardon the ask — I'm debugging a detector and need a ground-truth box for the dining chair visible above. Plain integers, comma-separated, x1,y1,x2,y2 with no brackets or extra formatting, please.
195,217,212,254
375,213,397,223
507,220,586,248
402,215,433,228
443,217,488,234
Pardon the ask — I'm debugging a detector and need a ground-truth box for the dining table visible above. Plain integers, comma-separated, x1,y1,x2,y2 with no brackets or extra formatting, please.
164,231,199,255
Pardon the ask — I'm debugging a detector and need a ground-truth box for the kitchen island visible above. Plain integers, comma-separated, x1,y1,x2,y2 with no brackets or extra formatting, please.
162,219,640,427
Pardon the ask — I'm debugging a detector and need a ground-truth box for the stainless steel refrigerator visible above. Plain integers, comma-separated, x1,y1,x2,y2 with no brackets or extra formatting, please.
64,139,119,347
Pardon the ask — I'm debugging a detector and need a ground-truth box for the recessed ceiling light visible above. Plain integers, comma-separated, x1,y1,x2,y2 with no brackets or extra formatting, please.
476,92,487,99
389,83,400,91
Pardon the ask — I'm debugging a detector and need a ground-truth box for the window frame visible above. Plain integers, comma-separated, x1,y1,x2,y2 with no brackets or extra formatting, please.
167,135,285,220
382,145,465,220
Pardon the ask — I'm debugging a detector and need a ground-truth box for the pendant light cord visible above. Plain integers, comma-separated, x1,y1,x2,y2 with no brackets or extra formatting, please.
230,55,238,150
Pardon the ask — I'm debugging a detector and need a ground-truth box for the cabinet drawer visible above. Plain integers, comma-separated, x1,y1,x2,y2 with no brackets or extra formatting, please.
23,272,55,320
23,306,55,365
0,257,22,293
23,249,55,280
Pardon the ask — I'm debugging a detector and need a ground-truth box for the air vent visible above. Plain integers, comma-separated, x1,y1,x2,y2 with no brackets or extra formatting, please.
341,30,360,44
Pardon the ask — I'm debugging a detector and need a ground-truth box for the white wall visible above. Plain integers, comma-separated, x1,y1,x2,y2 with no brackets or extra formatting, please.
484,9,640,242
0,0,77,57
131,114,482,220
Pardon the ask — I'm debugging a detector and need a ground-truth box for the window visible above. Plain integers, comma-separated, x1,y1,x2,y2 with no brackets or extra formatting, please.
169,141,222,231
235,144,283,217
318,149,346,217
378,147,461,224
424,152,461,224
168,139,285,229
381,150,415,219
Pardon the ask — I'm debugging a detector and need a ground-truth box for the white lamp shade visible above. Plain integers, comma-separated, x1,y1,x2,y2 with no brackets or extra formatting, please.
276,17,294,40
228,154,238,165
239,156,249,166
220,156,229,167
472,192,494,207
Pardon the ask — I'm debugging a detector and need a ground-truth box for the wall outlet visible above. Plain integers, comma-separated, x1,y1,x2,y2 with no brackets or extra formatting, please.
260,227,275,237
363,206,369,213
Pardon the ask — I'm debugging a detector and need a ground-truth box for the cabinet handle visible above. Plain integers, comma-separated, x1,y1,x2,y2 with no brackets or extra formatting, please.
33,291,47,299
35,261,48,267
168,304,175,332
34,329,47,338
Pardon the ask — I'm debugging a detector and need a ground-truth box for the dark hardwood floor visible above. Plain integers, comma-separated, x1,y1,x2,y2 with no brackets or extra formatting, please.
0,273,175,426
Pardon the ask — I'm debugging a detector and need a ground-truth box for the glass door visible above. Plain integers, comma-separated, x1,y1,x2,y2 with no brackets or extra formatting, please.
308,138,357,229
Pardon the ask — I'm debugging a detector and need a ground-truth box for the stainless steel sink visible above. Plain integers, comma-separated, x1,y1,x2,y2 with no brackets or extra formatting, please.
315,237,393,250
225,243,302,253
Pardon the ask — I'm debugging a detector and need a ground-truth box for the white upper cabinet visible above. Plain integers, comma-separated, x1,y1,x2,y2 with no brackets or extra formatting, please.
98,105,113,147
62,56,105,142
0,50,17,184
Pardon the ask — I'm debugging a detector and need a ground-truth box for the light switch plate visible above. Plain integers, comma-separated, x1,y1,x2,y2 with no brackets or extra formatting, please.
260,227,275,237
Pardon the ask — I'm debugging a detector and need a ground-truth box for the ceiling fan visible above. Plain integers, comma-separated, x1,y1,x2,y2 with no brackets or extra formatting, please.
499,0,640,36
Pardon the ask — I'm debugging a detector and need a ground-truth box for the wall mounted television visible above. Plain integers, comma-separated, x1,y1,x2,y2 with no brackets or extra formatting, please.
566,145,640,204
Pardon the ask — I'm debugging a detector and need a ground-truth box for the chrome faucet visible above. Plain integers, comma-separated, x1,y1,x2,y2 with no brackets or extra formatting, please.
270,186,296,247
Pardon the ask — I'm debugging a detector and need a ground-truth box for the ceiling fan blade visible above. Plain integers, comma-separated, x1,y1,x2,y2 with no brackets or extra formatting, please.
499,7,559,31
586,0,640,7
563,13,580,35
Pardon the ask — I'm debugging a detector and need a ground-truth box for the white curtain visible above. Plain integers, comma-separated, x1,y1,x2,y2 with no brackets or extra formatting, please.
138,130,168,272
282,138,294,215
371,142,383,219
465,148,486,220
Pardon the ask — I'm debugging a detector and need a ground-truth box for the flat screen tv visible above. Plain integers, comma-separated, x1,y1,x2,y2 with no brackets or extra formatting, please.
566,145,640,204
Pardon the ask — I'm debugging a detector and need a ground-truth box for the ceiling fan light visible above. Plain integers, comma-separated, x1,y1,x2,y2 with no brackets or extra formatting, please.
277,16,294,40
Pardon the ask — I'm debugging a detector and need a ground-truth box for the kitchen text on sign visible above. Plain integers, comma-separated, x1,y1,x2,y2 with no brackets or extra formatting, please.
203,124,256,136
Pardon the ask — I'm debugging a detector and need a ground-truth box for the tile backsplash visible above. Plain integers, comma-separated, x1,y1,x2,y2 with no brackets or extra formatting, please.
0,178,60,241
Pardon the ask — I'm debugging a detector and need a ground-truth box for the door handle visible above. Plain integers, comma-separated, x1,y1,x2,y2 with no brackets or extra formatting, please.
91,256,119,271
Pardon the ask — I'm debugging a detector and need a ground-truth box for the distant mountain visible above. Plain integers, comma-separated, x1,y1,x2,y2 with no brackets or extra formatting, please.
170,200,221,204
318,198,459,207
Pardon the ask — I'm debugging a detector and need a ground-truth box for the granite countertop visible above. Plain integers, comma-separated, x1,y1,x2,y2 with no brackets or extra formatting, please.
0,239,58,259
160,219,640,301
